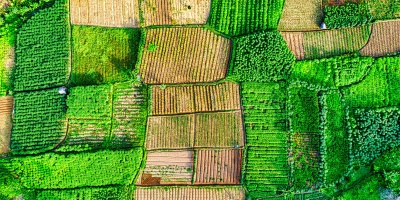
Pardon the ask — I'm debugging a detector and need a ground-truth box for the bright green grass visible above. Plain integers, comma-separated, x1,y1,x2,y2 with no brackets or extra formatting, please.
0,36,12,96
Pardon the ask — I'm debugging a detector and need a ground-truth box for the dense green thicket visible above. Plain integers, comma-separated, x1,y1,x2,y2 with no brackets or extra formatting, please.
231,31,295,82
337,174,383,200
208,0,284,36
323,3,372,29
71,26,140,86
11,88,66,155
13,0,69,91
374,147,400,193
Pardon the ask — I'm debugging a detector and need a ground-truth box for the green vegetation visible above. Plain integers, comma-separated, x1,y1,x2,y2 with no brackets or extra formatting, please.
35,187,124,200
337,174,383,200
323,3,372,29
290,58,335,88
13,0,69,91
71,26,141,86
365,0,400,20
11,88,66,155
333,56,374,87
208,0,285,36
0,36,12,96
231,31,295,82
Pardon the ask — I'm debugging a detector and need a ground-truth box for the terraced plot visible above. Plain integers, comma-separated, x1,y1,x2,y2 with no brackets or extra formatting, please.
136,151,194,185
151,82,240,115
70,0,140,27
141,0,211,26
0,96,13,154
139,27,231,84
278,0,323,31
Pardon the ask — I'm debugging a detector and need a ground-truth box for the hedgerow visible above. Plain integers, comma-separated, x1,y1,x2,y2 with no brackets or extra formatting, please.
231,31,295,82
323,3,372,29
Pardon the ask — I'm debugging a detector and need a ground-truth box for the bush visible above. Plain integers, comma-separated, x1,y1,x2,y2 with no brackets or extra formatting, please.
231,31,295,82
324,3,372,29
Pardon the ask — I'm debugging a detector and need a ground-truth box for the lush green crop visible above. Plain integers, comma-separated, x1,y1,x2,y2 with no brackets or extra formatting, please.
290,59,335,88
208,0,285,36
365,0,400,20
35,187,125,200
11,88,66,155
323,3,372,29
13,0,69,91
0,36,12,96
231,31,295,82
333,56,374,87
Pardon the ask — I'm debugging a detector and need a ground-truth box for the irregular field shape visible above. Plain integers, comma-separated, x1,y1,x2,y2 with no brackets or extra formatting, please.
195,149,243,185
0,96,13,154
359,20,400,57
136,150,194,185
70,0,140,27
151,82,241,115
141,0,211,26
281,32,305,60
278,0,323,31
134,186,245,200
139,27,231,84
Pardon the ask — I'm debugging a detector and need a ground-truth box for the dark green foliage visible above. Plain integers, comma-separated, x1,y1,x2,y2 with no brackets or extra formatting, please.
231,31,295,82
333,56,374,87
350,107,400,165
337,174,383,200
323,3,372,29
35,187,124,200
11,88,66,155
208,0,285,36
374,147,400,172
13,0,69,91
320,91,349,185
241,82,289,197
71,26,141,86
289,87,320,133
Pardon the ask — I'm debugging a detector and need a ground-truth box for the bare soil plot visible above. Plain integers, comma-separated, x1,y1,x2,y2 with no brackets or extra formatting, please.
141,0,211,26
278,0,323,31
151,82,240,115
359,20,400,57
70,0,140,27
0,96,13,154
146,115,195,150
136,151,194,185
139,27,231,84
195,149,242,185
281,32,305,60
194,111,244,148
135,186,245,200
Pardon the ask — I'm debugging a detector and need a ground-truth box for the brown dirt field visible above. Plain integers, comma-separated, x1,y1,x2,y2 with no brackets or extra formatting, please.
136,151,194,185
195,149,242,185
278,0,323,31
0,96,13,154
359,20,400,57
141,0,210,26
70,0,140,27
281,32,305,60
194,111,244,148
134,186,245,200
151,82,241,115
146,115,195,150
139,27,231,84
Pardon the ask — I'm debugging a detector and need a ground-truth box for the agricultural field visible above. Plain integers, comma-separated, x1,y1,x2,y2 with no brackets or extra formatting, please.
2,0,400,199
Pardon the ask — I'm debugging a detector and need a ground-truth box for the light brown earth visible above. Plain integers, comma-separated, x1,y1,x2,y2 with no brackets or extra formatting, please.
359,20,400,57
278,0,323,31
136,151,194,185
151,82,241,115
0,96,13,154
134,186,246,200
281,32,305,60
70,0,140,27
141,0,211,26
139,27,231,84
195,149,242,185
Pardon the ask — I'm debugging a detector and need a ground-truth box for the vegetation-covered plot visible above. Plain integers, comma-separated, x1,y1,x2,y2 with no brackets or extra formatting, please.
139,27,231,84
134,186,245,200
11,89,67,155
136,151,194,185
70,0,140,27
195,149,242,185
71,26,141,86
35,187,124,200
278,0,323,31
0,96,13,154
141,0,211,26
14,0,69,91
0,37,13,96
359,20,400,57
241,82,289,197
208,0,285,36
365,0,400,20
151,82,240,115
1,149,143,189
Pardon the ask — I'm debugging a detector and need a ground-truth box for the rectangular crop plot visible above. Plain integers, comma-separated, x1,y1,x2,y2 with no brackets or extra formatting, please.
0,96,13,154
195,149,242,185
70,0,140,27
135,186,245,200
139,28,231,84
151,82,240,115
136,151,194,185
141,0,211,26
281,32,305,60
278,0,323,31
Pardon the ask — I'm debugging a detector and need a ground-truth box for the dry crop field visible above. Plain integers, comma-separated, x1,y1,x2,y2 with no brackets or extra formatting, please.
0,96,13,154
278,0,323,31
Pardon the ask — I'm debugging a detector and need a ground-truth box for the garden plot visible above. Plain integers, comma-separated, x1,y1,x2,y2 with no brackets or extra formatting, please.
278,0,323,31
0,96,13,154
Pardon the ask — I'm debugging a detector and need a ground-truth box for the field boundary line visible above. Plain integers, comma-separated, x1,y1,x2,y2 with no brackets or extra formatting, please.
149,109,242,117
